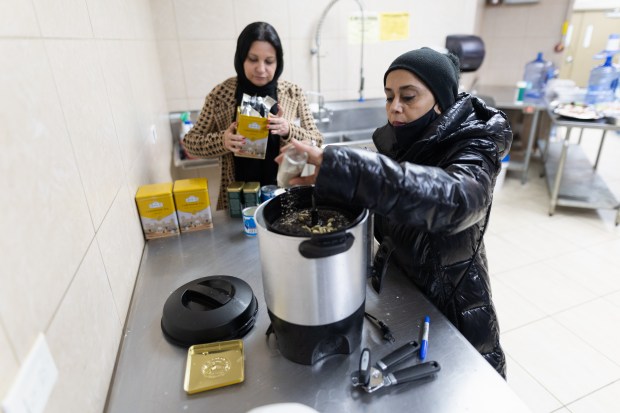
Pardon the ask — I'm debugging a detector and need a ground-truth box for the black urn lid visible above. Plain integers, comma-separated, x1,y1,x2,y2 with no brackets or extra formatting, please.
161,275,258,347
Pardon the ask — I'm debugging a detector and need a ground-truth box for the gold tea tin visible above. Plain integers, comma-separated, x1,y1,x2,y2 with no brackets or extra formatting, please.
184,340,245,394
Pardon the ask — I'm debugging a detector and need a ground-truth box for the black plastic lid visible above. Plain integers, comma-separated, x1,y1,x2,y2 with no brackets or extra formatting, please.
161,275,258,347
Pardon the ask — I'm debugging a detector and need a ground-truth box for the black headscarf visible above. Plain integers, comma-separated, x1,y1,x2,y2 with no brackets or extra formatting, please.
233,22,285,186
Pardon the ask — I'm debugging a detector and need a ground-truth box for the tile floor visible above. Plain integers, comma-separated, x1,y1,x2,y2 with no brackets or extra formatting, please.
487,126,620,413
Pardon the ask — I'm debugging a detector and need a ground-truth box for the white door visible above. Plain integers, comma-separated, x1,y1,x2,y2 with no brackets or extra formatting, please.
559,9,620,87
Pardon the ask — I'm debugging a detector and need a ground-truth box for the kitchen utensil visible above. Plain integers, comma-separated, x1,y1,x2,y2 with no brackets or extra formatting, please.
351,341,440,393
161,275,258,347
255,185,372,365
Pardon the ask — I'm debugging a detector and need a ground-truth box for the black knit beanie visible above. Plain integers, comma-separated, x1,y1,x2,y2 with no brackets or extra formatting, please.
383,47,460,112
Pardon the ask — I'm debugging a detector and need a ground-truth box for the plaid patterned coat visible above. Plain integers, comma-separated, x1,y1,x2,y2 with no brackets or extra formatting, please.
183,77,323,211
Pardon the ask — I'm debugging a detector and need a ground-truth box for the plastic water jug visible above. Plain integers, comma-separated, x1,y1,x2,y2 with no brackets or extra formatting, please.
585,55,619,105
523,52,551,102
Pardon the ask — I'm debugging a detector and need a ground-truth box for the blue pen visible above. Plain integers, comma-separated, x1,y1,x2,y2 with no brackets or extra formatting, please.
419,316,430,360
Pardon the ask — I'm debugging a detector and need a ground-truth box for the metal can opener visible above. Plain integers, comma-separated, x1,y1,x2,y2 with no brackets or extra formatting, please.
350,341,441,393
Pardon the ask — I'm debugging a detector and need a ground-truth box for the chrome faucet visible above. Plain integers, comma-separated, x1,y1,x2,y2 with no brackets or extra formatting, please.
306,91,332,125
310,0,365,102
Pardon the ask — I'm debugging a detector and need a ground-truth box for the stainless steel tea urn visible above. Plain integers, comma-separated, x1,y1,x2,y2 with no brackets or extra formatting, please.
255,186,371,365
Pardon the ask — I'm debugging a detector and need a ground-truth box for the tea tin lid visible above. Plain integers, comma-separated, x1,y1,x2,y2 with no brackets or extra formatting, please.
242,181,261,192
173,178,207,193
227,181,245,192
136,182,173,198
184,340,245,394
161,275,258,347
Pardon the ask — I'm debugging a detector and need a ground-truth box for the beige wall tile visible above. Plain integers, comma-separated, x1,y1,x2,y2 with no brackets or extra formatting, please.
32,0,93,38
0,322,18,397
179,39,237,102
0,0,39,37
45,39,125,229
168,97,192,112
174,0,236,40
232,0,291,40
0,40,94,361
157,40,188,101
288,39,315,93
45,240,122,413
289,0,331,41
1,0,169,409
96,186,145,322
125,0,156,40
151,0,178,40
85,0,134,39
98,40,147,173
312,36,346,98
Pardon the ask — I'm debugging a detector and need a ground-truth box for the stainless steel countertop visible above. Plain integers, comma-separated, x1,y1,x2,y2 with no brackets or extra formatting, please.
105,211,531,413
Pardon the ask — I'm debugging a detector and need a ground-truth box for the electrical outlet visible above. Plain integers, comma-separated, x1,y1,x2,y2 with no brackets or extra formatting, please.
150,124,158,143
2,334,58,413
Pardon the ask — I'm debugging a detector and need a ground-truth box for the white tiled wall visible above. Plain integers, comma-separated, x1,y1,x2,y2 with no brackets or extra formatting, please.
0,0,575,411
152,0,484,112
153,0,572,112
0,0,170,411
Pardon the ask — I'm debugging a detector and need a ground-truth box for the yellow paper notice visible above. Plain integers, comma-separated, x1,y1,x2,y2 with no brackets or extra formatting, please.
380,12,409,41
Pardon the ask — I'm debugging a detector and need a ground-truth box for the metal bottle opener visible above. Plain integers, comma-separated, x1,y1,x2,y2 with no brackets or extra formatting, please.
351,341,441,393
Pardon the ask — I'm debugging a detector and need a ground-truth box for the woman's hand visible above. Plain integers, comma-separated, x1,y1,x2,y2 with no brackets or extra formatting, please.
275,139,323,186
267,105,290,137
223,122,246,153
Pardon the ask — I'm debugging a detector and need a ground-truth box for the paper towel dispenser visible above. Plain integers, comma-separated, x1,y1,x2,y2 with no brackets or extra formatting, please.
445,35,485,73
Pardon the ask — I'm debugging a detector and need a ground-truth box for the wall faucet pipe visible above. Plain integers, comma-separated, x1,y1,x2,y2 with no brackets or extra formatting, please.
311,0,365,102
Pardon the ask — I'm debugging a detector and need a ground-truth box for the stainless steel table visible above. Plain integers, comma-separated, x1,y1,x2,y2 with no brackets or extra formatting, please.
540,111,620,225
105,211,531,413
476,85,547,185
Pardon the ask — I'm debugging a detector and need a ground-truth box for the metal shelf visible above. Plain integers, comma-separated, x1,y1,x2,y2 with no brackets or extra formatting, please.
172,140,219,169
543,141,619,210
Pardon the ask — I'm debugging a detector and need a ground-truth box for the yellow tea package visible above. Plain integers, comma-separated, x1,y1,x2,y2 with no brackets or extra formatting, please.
173,178,213,233
135,182,179,239
235,93,276,159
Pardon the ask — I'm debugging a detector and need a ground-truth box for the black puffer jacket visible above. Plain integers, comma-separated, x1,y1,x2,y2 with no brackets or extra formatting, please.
315,94,512,377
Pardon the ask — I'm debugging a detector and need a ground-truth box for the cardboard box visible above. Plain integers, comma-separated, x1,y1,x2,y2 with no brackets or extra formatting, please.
235,108,268,159
135,182,180,239
173,178,214,233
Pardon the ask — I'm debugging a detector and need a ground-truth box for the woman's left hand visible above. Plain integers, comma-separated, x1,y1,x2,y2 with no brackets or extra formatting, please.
267,105,290,137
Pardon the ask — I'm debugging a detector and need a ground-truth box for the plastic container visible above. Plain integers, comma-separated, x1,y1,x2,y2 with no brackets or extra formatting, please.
523,52,553,102
179,111,193,142
276,146,308,188
584,55,619,105
514,81,527,104
494,154,510,195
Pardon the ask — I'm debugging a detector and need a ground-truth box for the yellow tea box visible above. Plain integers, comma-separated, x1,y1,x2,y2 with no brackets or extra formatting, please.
135,182,179,239
235,108,268,159
173,178,213,233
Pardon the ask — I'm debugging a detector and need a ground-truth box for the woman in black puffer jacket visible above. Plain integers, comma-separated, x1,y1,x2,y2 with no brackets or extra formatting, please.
281,47,512,377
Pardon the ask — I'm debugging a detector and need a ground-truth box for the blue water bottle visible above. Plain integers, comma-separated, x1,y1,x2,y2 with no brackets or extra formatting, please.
523,52,550,102
585,55,619,105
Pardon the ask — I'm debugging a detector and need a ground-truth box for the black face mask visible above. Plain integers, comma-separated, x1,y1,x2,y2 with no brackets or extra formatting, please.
392,106,439,151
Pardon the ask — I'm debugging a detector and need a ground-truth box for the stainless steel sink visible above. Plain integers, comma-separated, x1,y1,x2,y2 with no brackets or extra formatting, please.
316,98,385,149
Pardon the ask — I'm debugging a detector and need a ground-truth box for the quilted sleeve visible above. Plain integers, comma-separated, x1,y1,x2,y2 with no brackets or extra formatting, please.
315,145,494,234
